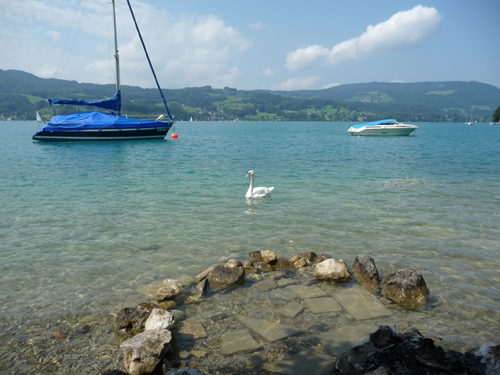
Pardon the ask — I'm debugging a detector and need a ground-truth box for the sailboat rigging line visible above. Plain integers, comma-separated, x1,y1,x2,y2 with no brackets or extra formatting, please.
125,0,173,120
54,0,89,80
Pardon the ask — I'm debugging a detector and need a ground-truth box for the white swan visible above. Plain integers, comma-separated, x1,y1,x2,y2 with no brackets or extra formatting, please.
246,170,274,198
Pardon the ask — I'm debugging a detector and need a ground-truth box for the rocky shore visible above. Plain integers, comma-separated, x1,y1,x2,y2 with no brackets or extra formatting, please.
106,251,499,375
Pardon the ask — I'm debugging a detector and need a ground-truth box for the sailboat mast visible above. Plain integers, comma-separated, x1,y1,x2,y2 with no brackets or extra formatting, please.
112,0,121,94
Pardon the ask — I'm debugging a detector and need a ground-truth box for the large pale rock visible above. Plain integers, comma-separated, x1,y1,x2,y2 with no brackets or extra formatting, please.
144,308,175,331
352,255,380,292
120,328,172,375
380,269,429,309
313,258,352,283
206,265,245,290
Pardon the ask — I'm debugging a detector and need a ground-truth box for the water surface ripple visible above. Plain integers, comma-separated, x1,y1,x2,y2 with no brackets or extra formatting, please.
0,121,499,373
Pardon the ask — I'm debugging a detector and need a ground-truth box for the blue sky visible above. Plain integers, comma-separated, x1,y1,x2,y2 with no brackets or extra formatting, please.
1,0,499,91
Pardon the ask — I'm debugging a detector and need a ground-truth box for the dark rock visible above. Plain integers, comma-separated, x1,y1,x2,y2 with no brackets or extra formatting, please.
333,325,487,375
334,341,377,374
381,269,429,309
116,303,158,333
365,366,393,375
206,265,245,290
248,251,263,262
352,255,380,292
275,257,294,271
370,326,404,349
473,343,500,375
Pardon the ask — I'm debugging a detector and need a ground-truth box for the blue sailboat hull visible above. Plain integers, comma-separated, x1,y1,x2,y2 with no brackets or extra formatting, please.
33,111,173,141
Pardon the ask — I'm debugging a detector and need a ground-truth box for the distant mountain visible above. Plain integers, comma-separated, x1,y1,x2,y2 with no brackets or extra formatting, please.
275,81,500,119
1,69,499,122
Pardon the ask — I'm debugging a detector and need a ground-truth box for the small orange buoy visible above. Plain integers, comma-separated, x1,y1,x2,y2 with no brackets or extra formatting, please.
171,132,178,139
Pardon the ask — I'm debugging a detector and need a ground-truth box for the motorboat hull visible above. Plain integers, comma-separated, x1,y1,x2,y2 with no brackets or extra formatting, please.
348,119,418,136
348,125,417,136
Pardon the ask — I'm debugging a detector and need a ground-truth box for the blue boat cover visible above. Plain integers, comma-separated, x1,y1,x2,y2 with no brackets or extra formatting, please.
351,119,397,129
48,91,121,112
38,111,165,132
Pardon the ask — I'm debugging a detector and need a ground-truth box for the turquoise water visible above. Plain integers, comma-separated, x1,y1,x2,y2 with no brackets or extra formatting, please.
1,121,500,370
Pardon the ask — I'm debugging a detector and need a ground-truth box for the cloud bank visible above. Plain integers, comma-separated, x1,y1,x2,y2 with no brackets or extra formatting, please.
286,5,441,70
0,0,250,89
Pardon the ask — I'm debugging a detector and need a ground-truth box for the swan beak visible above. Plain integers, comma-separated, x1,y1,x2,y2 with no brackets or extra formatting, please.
246,173,250,178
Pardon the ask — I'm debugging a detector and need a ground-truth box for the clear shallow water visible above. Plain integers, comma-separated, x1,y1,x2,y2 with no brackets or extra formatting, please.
1,121,500,371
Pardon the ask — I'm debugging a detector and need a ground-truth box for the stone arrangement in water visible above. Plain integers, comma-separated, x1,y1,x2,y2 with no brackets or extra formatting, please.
112,251,488,375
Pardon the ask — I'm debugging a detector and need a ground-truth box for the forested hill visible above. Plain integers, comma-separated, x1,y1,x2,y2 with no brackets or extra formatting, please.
1,69,499,122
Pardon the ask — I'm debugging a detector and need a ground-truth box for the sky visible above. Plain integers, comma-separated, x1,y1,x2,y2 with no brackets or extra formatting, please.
1,0,499,91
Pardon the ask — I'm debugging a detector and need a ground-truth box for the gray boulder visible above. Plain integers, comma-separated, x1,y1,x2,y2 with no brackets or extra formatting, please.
120,328,172,375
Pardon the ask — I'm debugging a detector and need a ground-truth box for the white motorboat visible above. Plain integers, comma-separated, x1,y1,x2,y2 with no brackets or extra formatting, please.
348,119,418,136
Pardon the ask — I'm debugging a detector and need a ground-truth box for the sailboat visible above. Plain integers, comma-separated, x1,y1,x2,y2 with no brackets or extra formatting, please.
32,0,173,141
466,107,474,126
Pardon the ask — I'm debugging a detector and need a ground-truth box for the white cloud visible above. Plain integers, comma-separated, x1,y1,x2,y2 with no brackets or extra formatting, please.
323,82,341,89
274,76,319,90
286,5,441,70
262,68,275,76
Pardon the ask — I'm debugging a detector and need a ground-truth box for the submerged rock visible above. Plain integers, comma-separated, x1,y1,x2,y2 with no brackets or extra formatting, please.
290,252,318,268
206,264,245,290
381,269,429,309
155,279,182,302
